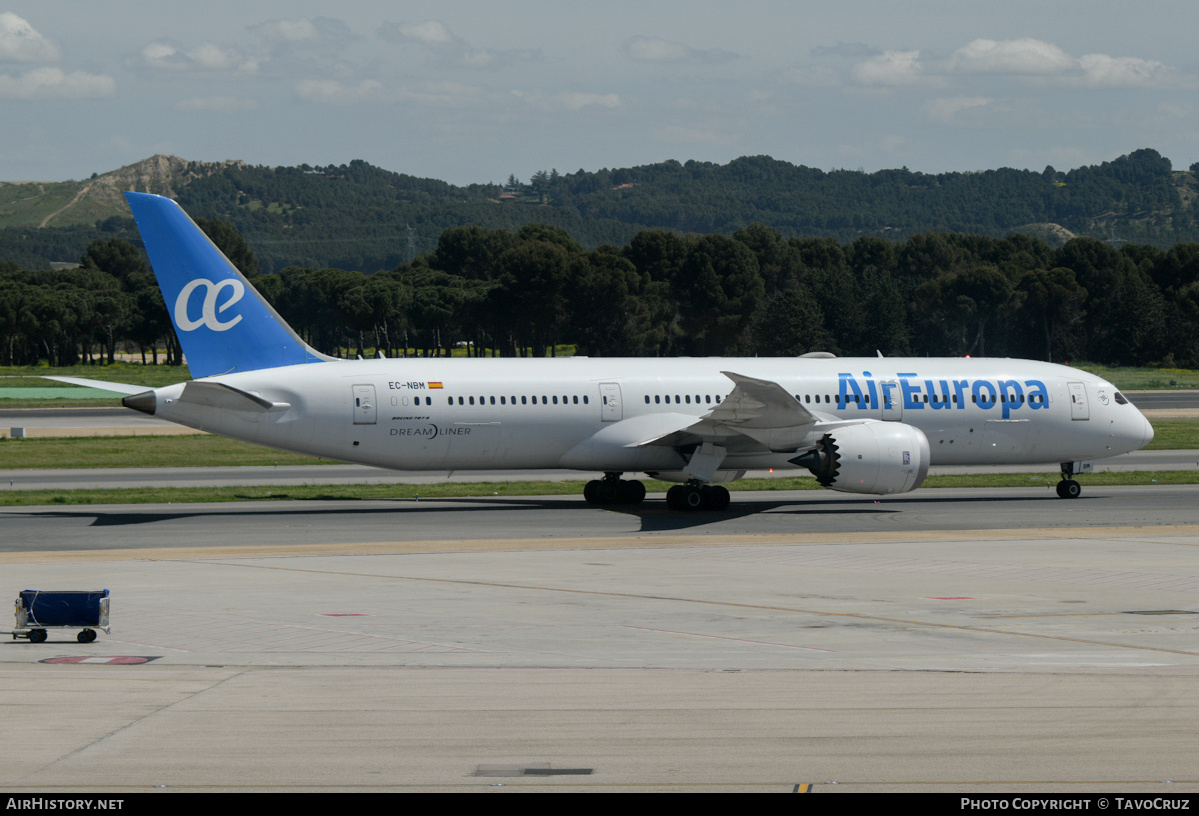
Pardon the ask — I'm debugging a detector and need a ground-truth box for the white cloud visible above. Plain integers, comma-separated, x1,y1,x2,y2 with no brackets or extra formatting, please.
175,96,260,113
624,36,737,65
0,13,61,63
924,96,991,124
295,78,385,104
852,50,924,85
951,39,1073,74
946,37,1178,89
383,20,457,48
378,20,537,70
509,89,621,112
0,67,114,99
1078,54,1169,87
249,17,353,55
139,41,258,73
253,18,320,44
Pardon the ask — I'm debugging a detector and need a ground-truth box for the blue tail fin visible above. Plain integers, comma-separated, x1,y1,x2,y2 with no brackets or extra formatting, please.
124,192,332,379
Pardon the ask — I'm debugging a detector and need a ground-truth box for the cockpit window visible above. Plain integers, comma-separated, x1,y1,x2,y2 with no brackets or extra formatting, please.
1114,392,1129,405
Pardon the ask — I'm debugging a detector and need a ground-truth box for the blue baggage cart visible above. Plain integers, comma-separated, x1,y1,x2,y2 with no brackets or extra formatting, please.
12,590,110,643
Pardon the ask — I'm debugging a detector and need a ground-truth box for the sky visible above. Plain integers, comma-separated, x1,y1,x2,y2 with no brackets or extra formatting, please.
2,1,1198,187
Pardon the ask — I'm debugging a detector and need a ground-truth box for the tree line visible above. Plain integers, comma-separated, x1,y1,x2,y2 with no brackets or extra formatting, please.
3,148,1197,276
3,220,1198,370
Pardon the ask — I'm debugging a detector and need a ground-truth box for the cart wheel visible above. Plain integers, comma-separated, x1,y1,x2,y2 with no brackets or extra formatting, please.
78,629,97,643
29,629,47,643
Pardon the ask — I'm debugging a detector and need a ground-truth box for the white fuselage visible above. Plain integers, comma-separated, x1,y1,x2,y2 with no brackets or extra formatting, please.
146,356,1154,477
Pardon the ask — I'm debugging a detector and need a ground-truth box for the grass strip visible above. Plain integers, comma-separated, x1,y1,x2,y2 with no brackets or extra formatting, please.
0,435,331,468
2,471,1196,507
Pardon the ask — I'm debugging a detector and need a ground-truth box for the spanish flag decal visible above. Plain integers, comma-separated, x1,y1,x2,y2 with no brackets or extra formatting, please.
428,382,444,389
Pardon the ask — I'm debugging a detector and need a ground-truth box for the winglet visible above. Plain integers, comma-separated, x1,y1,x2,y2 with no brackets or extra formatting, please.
124,192,334,379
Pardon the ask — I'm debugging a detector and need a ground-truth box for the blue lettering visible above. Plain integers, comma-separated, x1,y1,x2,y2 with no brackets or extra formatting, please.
863,372,878,410
899,373,923,410
1025,379,1049,410
838,373,865,410
997,379,1024,418
972,379,998,409
952,379,969,409
927,379,953,410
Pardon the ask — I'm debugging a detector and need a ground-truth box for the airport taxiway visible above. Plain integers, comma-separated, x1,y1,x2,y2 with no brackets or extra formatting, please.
1,486,1197,791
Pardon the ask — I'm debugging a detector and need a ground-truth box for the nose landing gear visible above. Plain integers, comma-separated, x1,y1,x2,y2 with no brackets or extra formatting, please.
1056,461,1088,499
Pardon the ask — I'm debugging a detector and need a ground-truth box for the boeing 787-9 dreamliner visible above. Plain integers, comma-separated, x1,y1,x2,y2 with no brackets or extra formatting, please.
51,193,1155,512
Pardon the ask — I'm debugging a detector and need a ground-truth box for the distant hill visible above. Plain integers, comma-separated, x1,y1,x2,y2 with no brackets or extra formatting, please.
2,149,1197,273
0,155,245,229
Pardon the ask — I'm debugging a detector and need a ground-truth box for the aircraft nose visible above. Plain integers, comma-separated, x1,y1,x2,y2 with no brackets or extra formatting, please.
1142,413,1154,448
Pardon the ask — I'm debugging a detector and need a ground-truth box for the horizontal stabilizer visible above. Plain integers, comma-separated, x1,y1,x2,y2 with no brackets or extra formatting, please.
42,376,149,396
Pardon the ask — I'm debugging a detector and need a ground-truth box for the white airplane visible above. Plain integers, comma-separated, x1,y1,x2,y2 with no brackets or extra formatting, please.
54,192,1155,511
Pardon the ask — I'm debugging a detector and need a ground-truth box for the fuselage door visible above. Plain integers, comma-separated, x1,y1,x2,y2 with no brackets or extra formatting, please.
599,382,623,422
352,384,376,425
1068,381,1089,421
879,380,902,421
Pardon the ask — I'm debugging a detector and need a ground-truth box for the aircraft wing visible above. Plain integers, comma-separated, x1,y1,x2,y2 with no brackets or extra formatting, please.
638,370,819,453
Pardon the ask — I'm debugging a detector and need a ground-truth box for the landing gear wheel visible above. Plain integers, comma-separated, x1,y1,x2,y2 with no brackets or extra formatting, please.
703,485,731,511
597,479,622,504
78,629,97,644
667,483,731,511
623,480,646,504
28,629,47,643
1057,479,1081,499
585,477,646,506
681,485,705,511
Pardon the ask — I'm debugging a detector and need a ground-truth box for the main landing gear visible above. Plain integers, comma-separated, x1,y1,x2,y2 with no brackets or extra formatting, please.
666,482,730,512
582,474,730,511
1056,462,1083,499
583,473,646,505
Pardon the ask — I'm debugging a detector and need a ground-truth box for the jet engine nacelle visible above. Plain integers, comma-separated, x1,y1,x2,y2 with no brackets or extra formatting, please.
791,421,930,495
